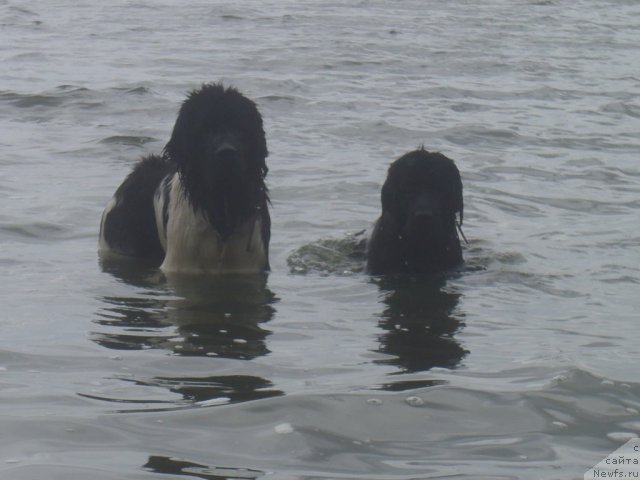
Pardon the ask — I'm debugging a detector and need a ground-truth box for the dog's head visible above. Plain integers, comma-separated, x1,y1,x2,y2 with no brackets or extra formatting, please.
164,83,268,238
379,148,463,272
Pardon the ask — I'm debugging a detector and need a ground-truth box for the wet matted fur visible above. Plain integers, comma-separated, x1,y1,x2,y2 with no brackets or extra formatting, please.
366,149,464,274
99,83,270,274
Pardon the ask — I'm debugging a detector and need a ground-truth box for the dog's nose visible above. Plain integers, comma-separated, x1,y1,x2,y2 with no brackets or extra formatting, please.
412,191,440,218
413,206,436,218
215,144,239,163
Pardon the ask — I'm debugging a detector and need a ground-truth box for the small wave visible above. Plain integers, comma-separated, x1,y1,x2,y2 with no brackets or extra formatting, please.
258,94,298,104
450,102,491,113
600,101,640,119
144,456,264,480
290,235,490,277
287,233,366,276
100,135,158,146
0,92,64,108
79,373,283,413
442,125,523,148
0,86,101,111
111,85,154,96
220,14,244,21
0,221,72,241
55,84,90,93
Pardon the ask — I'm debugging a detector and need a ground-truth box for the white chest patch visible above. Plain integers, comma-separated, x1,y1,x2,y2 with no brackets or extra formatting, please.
157,174,267,274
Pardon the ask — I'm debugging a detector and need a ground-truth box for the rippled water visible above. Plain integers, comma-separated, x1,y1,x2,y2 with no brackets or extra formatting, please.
1,1,639,479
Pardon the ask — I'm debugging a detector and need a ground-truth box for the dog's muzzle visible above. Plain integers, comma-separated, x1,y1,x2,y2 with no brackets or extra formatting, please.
207,133,246,179
412,190,443,219
215,142,240,164
402,191,447,240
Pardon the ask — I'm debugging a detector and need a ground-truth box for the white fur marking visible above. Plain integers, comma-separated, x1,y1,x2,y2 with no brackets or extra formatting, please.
153,176,170,252
98,195,118,254
159,175,267,274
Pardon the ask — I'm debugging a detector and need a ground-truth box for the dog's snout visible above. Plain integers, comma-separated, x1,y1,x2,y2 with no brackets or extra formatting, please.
215,143,239,163
413,206,436,218
412,191,440,219
207,138,245,181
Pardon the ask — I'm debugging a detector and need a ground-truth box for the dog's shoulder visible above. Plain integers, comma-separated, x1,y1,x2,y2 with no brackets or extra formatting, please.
117,155,175,193
100,155,175,262
366,214,402,274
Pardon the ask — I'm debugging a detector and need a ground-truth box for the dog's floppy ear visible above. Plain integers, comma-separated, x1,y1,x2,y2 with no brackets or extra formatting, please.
431,151,463,225
248,116,269,180
380,163,406,225
380,169,395,211
449,162,464,225
163,86,207,166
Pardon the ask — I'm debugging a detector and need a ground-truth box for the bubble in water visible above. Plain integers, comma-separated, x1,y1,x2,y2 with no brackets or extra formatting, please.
274,423,294,434
405,396,425,407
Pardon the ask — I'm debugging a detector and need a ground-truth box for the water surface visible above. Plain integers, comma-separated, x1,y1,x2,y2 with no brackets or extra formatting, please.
1,1,639,479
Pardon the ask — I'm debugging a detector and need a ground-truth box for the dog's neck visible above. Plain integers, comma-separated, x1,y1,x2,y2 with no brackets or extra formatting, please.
367,214,462,274
176,168,266,241
156,173,268,274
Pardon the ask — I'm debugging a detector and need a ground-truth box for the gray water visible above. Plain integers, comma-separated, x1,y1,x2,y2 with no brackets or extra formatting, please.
1,1,639,479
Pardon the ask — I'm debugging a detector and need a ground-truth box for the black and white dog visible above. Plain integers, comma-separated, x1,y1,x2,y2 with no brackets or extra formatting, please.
366,148,464,275
99,84,270,274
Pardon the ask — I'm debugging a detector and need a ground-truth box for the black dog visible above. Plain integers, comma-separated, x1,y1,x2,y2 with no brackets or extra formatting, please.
366,149,464,274
99,84,270,274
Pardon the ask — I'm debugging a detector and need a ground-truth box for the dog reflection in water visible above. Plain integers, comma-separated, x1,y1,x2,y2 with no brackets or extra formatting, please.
95,263,276,360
